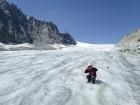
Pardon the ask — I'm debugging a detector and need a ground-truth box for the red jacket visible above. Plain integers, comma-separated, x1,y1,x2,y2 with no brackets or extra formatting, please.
85,67,98,77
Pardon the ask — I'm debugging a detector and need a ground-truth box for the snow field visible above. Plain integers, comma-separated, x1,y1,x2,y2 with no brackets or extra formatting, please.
0,43,140,105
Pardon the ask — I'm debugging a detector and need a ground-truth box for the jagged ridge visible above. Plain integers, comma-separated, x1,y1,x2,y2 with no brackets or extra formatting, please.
0,0,77,46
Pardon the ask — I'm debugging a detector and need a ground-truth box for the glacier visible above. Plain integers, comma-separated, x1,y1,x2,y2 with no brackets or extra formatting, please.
0,42,140,105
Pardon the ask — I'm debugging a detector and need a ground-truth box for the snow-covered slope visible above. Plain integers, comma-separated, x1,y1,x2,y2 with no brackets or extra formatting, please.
0,43,140,105
76,41,115,51
0,42,35,50
76,41,94,47
0,42,74,50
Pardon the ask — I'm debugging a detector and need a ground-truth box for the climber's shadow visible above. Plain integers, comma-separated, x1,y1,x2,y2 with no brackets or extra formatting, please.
95,80,104,84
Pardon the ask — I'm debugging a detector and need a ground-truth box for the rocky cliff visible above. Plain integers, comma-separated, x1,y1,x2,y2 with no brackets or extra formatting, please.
118,29,140,54
0,0,76,48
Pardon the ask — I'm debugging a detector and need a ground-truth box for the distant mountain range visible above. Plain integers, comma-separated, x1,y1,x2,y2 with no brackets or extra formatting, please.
0,0,76,48
118,29,140,54
0,0,140,52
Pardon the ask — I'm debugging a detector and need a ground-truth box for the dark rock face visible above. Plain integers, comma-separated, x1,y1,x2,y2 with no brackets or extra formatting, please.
0,0,77,46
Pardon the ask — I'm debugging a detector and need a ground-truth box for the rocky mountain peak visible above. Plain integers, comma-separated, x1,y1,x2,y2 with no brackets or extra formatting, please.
0,0,7,4
0,0,76,48
118,28,140,54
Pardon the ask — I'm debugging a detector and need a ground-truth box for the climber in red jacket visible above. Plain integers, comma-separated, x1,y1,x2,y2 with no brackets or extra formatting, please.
85,65,98,83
